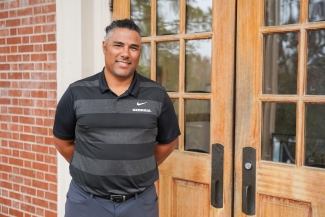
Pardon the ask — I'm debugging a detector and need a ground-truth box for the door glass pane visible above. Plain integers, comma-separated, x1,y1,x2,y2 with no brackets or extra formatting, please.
171,98,179,149
185,100,210,153
185,39,211,93
264,0,300,26
305,104,325,168
157,0,180,35
262,102,296,164
309,0,325,22
156,41,179,91
130,0,151,37
138,43,151,78
306,29,325,95
186,0,212,33
263,33,298,94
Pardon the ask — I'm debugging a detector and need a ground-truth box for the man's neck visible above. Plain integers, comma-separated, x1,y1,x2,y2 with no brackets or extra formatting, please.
105,71,134,96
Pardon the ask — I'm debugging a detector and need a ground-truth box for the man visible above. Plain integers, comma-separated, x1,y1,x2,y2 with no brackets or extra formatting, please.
53,19,180,217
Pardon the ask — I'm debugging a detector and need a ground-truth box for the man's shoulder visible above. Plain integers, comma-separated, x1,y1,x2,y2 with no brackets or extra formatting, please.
70,72,101,88
137,74,165,91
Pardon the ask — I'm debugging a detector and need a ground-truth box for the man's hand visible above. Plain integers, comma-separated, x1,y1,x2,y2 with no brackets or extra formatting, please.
154,139,178,166
53,136,75,163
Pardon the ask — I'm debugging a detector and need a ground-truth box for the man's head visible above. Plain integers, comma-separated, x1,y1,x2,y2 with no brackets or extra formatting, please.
102,19,142,81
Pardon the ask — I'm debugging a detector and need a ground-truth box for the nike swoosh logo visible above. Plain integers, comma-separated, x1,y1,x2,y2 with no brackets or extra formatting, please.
137,102,147,106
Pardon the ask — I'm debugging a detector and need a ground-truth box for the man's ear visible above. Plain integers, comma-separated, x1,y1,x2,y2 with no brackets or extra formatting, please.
102,41,107,52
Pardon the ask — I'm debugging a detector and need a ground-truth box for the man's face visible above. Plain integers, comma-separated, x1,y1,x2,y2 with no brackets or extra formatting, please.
102,28,141,80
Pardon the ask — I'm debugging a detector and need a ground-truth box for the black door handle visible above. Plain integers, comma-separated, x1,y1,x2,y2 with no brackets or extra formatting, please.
242,147,256,215
211,143,223,208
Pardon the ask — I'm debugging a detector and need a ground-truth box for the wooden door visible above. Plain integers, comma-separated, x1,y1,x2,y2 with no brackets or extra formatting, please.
236,0,325,216
113,0,235,216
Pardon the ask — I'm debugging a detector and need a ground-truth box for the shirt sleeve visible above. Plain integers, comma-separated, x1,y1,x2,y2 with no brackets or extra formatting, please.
156,92,181,144
53,86,76,140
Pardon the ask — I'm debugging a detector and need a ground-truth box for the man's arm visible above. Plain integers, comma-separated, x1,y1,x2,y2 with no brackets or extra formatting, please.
53,136,75,163
154,138,178,166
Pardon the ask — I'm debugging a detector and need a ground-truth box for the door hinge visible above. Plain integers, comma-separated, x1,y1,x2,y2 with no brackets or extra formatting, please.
109,0,113,11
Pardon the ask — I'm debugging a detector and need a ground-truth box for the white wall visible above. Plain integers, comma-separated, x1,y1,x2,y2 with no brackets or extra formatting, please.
56,1,111,216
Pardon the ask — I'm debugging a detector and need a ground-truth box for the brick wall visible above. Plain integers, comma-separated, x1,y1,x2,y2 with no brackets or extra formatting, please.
0,0,57,216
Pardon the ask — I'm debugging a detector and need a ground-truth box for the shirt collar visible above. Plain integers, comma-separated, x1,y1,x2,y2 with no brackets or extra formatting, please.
99,67,140,98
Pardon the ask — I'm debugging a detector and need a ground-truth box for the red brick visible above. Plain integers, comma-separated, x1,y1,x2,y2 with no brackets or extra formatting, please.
8,107,23,114
32,144,48,153
10,28,17,35
20,116,35,124
48,53,56,61
2,181,13,190
23,72,30,79
43,24,56,33
30,35,46,44
18,27,33,35
20,203,35,214
6,19,20,27
22,90,31,97
23,125,31,133
17,7,33,17
0,46,11,53
7,37,21,44
18,45,33,52
9,209,23,217
44,155,56,164
32,126,48,135
32,180,48,190
0,29,9,36
34,25,42,33
20,81,44,89
10,46,17,53
20,134,35,142
9,10,16,17
9,157,24,166
0,56,5,62
19,63,34,70
0,81,10,88
0,38,5,45
31,53,47,61
20,151,35,160
0,11,8,19
0,197,12,206
43,43,56,51
31,15,46,24
42,4,56,13
22,54,30,61
11,63,18,70
9,141,23,149
10,123,22,131
7,55,21,62
0,64,10,70
20,168,36,178
0,164,12,173
33,6,42,14
22,36,29,43
21,186,36,195
45,173,57,183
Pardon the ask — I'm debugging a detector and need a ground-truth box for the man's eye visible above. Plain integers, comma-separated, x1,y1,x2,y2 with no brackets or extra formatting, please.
130,47,138,50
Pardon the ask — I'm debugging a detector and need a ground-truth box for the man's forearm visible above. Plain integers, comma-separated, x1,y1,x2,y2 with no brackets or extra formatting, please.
154,139,178,166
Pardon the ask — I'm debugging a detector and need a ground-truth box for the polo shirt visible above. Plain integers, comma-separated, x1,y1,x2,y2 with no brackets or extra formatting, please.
53,68,180,196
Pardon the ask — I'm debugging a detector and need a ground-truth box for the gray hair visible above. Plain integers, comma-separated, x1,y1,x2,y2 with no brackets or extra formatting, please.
104,19,142,42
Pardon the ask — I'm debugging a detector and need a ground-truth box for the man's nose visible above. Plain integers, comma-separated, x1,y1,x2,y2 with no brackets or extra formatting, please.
120,46,130,58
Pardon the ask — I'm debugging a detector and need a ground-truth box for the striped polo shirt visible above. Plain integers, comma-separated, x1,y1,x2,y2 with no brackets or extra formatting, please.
53,69,180,196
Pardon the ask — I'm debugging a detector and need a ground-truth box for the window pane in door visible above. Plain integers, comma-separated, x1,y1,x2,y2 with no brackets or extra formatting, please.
263,33,298,94
264,0,300,26
138,43,151,78
306,29,325,95
186,0,212,33
157,0,180,35
185,99,210,153
261,102,296,164
305,104,325,169
156,41,179,91
130,0,151,37
185,39,211,93
309,0,325,22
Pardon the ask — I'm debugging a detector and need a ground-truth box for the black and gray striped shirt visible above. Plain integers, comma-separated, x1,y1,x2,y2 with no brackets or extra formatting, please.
53,69,180,195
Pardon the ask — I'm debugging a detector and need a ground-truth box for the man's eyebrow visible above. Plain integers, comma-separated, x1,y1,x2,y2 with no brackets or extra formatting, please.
113,41,140,48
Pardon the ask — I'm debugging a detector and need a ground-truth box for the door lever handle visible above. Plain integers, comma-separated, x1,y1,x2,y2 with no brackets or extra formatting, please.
242,147,256,215
211,143,223,208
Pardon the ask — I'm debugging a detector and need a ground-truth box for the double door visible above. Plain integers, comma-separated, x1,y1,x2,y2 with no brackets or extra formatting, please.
114,0,325,216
